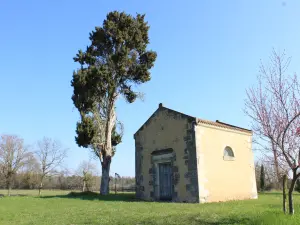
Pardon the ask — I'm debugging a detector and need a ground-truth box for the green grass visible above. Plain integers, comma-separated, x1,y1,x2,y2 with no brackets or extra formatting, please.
0,190,300,225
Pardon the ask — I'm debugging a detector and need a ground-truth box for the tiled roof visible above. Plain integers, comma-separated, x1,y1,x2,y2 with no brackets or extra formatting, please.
164,103,252,134
134,103,252,136
196,118,252,134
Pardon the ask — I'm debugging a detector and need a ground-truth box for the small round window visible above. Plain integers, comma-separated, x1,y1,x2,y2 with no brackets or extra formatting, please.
224,146,235,160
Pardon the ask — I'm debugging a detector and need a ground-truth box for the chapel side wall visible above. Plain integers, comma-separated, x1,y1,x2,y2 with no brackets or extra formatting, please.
135,108,199,203
195,124,257,203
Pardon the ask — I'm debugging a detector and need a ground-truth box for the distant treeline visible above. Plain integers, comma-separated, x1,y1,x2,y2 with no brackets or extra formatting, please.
0,172,135,192
0,135,135,194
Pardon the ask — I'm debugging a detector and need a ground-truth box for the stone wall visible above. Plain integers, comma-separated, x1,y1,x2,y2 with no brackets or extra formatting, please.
134,106,199,203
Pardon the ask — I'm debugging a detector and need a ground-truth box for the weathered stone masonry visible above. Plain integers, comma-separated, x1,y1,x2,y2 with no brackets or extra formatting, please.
183,118,199,203
135,104,257,203
135,137,144,199
135,107,199,202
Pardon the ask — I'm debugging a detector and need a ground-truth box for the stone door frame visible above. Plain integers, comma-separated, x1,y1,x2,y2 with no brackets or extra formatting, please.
151,149,175,201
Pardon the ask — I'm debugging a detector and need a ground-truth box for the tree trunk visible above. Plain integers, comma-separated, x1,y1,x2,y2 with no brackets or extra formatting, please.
283,175,287,214
7,187,11,197
288,176,297,215
83,180,86,192
272,143,281,184
100,156,111,195
99,102,115,195
6,179,11,197
39,182,43,196
115,177,117,194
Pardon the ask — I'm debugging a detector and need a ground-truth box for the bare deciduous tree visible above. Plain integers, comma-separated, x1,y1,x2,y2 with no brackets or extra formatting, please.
0,135,30,196
77,160,97,192
35,137,67,196
20,154,40,189
245,49,300,214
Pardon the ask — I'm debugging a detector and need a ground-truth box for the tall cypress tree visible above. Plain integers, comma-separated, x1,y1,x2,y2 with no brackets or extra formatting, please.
71,11,157,195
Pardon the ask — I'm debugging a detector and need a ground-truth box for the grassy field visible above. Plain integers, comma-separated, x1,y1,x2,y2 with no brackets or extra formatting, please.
0,190,300,225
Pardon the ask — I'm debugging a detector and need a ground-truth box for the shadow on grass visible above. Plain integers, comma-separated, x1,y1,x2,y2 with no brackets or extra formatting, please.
259,191,300,196
189,215,253,225
40,191,139,202
259,192,283,196
259,192,299,196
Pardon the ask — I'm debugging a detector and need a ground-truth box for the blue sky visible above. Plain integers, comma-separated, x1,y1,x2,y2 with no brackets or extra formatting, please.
1,0,300,177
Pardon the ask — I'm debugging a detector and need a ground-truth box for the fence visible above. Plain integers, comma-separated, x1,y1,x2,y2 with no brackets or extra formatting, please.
109,184,135,192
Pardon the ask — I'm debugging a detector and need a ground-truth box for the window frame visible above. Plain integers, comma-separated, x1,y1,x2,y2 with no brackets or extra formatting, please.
223,146,235,161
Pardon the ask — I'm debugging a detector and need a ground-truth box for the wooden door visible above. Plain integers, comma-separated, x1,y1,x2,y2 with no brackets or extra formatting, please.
159,163,173,200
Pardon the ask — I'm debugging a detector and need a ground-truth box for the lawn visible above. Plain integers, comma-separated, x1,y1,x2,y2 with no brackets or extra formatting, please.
0,190,300,225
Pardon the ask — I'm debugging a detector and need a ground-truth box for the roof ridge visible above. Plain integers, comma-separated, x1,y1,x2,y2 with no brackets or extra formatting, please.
215,120,252,132
134,103,252,136
134,104,196,137
196,118,252,134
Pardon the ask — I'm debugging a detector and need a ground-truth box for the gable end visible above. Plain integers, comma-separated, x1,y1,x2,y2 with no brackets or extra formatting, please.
134,104,196,139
